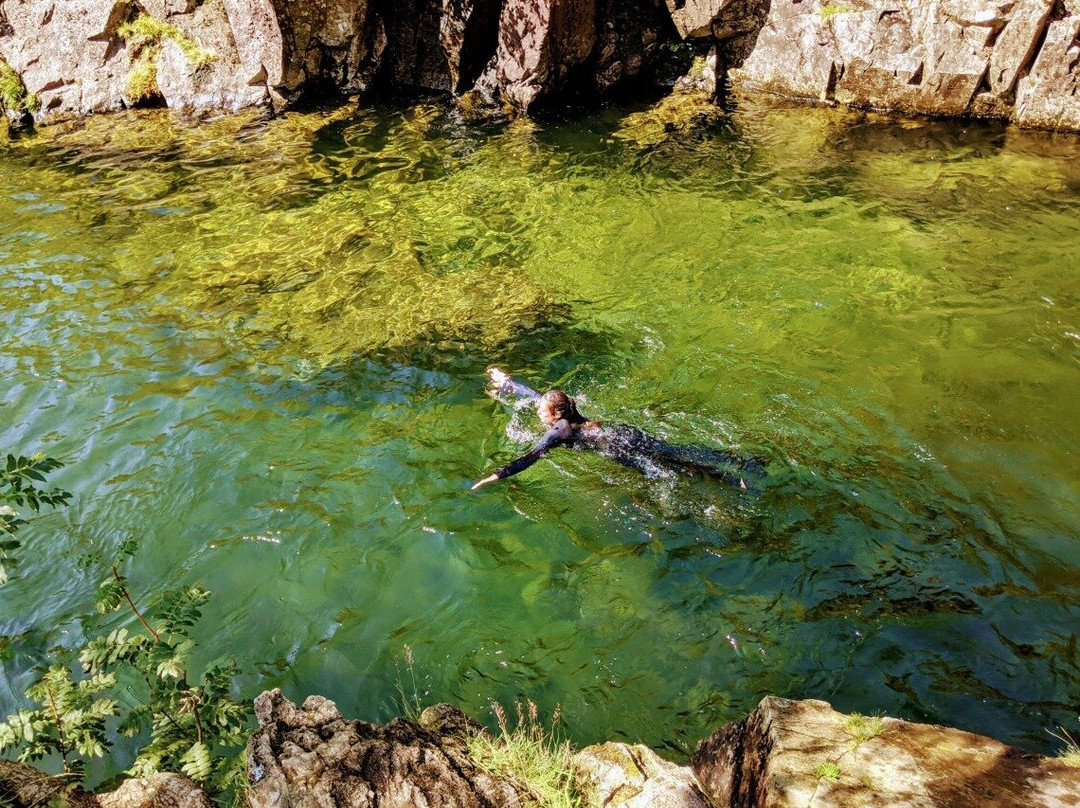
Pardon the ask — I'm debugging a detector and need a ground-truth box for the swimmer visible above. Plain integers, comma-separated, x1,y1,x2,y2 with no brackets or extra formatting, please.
472,368,757,490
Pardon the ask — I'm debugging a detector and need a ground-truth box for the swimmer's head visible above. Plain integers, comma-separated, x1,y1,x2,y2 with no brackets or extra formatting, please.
538,390,585,425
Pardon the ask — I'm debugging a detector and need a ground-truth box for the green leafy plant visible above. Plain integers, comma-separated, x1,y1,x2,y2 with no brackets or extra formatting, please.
0,453,72,584
467,699,580,808
815,761,842,782
0,541,251,797
117,13,217,103
0,666,118,776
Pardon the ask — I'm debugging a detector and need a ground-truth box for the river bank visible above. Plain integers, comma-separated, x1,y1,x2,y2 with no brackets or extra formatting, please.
1,0,1079,135
4,691,1079,807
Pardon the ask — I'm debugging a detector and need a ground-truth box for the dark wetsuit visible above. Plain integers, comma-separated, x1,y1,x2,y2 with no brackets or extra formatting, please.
486,371,758,488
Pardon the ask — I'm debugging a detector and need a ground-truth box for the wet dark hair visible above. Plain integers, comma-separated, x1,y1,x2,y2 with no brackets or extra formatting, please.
539,390,586,424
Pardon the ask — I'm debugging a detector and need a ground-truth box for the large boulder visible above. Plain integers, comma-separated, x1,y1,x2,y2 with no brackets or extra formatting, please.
246,689,528,808
692,695,1080,807
1014,12,1080,130
573,742,712,807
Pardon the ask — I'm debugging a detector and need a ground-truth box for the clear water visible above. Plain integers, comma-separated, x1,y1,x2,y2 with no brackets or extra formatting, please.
2,98,1079,767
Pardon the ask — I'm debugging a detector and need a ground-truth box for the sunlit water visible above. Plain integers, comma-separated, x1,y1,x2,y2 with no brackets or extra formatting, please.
2,97,1079,771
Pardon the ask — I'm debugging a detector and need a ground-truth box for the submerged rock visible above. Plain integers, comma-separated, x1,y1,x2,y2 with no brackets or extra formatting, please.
692,695,1080,807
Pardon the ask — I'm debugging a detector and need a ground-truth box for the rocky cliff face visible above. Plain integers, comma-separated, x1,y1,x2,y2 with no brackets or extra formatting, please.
0,0,1078,130
715,0,1080,133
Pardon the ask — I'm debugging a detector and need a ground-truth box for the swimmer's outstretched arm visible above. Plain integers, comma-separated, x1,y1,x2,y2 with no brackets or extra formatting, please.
471,420,572,490
486,367,541,407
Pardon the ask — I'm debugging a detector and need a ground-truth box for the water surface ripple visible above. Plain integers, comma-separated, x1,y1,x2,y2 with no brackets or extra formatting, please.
2,100,1079,767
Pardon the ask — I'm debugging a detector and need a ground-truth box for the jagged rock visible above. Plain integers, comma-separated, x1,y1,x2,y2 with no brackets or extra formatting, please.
377,0,453,91
221,0,289,104
730,0,838,101
589,0,671,95
692,695,1080,808
246,689,529,808
573,742,712,808
0,0,132,121
1014,12,1080,131
715,0,1080,132
492,0,598,110
272,1,381,96
97,774,212,808
440,0,503,92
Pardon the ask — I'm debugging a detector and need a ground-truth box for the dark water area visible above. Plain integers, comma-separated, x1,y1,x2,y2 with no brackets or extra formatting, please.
1,96,1079,769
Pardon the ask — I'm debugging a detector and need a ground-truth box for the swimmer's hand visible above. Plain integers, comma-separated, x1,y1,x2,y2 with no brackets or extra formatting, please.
471,473,500,490
486,367,510,386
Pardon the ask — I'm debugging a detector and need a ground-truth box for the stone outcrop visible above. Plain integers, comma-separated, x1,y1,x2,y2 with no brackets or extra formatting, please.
573,742,712,807
708,0,1080,132
246,689,529,808
1,0,1079,133
692,695,1080,808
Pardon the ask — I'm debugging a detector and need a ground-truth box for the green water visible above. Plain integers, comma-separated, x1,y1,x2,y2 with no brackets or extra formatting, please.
2,98,1080,766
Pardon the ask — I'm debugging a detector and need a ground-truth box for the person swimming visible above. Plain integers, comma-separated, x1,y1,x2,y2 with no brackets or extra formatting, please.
472,368,757,490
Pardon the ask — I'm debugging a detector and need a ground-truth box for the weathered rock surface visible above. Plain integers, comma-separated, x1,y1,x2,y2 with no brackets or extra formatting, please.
573,742,712,807
0,760,208,808
97,774,213,808
0,759,97,808
715,0,1080,131
692,695,1080,807
246,689,529,808
3,0,1079,128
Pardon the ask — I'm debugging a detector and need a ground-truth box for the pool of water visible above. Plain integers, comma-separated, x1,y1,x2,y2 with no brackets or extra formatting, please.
2,97,1079,768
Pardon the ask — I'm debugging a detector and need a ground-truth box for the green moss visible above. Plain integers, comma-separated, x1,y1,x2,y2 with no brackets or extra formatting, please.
0,57,39,116
118,12,217,103
819,3,850,20
125,58,160,104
